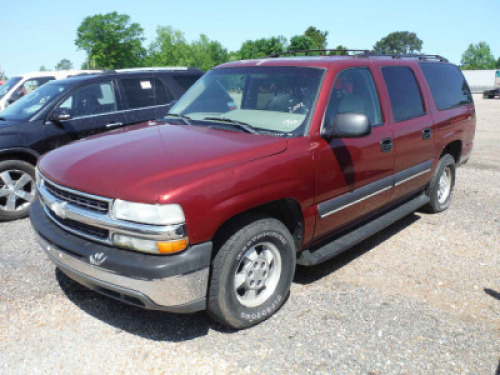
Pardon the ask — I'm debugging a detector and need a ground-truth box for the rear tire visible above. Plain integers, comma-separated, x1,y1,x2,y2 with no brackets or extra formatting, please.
423,154,456,213
208,216,296,329
0,160,36,221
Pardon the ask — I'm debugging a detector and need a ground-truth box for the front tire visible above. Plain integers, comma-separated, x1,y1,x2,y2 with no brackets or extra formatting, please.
208,216,296,329
423,154,456,213
0,160,36,221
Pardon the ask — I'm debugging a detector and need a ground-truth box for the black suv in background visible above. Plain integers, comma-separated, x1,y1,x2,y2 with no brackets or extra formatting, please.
0,67,203,221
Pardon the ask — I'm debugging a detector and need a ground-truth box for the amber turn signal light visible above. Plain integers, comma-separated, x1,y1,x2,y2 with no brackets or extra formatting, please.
156,239,188,254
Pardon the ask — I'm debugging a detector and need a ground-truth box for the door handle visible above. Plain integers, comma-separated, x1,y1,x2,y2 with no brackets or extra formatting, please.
380,138,393,152
422,128,432,140
106,122,124,128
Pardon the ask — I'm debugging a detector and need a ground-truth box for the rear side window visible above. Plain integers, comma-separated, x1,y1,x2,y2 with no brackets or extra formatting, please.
120,78,173,109
420,63,472,110
171,74,201,91
382,66,425,122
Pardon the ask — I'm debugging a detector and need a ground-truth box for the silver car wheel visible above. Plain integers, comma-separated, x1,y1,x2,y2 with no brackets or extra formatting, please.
0,170,36,212
234,242,282,308
437,166,452,204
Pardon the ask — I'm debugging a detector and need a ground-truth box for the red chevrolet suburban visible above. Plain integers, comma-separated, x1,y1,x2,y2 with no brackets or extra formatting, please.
30,52,476,329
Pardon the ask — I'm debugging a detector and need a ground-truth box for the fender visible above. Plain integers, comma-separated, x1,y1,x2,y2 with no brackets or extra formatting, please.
0,147,40,163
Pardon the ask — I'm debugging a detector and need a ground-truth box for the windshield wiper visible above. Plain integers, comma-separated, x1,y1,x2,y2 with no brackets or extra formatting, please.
203,117,259,134
164,113,192,125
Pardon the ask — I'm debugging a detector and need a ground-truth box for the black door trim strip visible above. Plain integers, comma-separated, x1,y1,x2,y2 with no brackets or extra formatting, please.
318,160,433,218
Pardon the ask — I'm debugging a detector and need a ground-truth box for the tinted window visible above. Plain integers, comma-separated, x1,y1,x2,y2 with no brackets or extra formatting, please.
121,78,173,109
382,66,425,122
58,82,117,117
171,74,201,91
0,77,22,99
420,63,472,110
0,83,68,121
324,68,383,128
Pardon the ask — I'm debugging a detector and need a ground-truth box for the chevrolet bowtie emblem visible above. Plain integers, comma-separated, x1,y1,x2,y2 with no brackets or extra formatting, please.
90,252,107,266
52,201,68,219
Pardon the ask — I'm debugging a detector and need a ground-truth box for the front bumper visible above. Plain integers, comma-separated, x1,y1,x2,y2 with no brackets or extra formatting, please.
30,201,212,313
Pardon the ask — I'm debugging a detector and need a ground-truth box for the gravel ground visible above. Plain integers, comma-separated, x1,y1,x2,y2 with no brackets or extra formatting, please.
0,94,499,374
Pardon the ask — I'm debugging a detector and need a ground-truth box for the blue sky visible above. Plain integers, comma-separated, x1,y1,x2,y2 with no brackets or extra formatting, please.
1,0,498,77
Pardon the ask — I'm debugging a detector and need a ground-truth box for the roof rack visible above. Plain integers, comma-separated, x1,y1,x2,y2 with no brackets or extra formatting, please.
99,67,199,76
366,53,449,62
269,49,449,62
270,49,370,57
116,67,193,72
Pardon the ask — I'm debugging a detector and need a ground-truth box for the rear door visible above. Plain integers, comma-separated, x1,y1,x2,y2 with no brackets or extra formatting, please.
118,75,175,124
380,64,435,201
45,79,126,146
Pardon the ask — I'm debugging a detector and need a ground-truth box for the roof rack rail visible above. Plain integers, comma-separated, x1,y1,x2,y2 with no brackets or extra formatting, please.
269,49,449,62
366,53,449,62
115,67,193,72
270,49,370,57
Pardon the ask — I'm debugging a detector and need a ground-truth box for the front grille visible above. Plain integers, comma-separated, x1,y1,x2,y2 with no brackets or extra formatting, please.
44,181,109,213
47,207,109,239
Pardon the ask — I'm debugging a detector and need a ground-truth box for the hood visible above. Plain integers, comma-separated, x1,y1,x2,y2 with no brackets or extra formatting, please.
39,123,287,203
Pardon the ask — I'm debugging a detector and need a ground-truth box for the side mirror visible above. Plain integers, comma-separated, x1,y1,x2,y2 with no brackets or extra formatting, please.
322,113,371,139
49,108,71,123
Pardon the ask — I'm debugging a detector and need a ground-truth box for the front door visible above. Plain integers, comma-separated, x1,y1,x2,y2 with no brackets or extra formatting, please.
314,67,395,239
45,80,126,149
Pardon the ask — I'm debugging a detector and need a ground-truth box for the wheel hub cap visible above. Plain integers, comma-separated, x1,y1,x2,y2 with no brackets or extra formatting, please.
244,259,270,290
0,170,36,212
437,166,452,204
234,241,282,308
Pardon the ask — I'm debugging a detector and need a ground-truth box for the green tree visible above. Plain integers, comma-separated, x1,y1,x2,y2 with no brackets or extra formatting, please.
55,58,73,70
373,31,423,54
39,65,48,71
190,34,229,71
75,12,145,69
304,26,328,50
146,26,191,67
496,57,500,69
329,45,349,55
461,42,496,70
460,42,496,70
239,36,287,59
289,35,314,52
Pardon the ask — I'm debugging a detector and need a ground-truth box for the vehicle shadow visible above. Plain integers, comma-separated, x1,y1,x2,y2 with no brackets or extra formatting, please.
294,213,420,284
496,359,500,375
484,288,500,301
56,269,236,342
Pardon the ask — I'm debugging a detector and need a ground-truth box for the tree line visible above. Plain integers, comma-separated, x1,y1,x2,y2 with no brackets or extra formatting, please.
41,12,500,73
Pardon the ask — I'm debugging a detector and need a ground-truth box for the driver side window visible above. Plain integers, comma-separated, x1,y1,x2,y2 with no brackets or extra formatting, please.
324,68,382,130
58,82,117,118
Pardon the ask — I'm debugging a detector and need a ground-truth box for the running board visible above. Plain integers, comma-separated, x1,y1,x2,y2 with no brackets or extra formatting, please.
297,194,430,266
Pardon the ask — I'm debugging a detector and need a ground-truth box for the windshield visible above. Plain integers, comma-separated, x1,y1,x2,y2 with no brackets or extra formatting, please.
0,82,69,122
0,77,22,99
169,66,324,136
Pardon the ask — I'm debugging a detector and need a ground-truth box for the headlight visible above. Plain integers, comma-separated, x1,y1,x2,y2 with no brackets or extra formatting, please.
113,234,188,255
112,199,185,225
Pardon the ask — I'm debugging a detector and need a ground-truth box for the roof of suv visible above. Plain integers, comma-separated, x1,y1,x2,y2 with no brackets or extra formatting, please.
50,67,204,86
217,52,450,70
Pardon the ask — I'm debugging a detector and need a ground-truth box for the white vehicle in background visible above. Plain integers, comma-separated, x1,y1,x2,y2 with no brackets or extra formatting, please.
0,70,100,110
484,70,500,99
